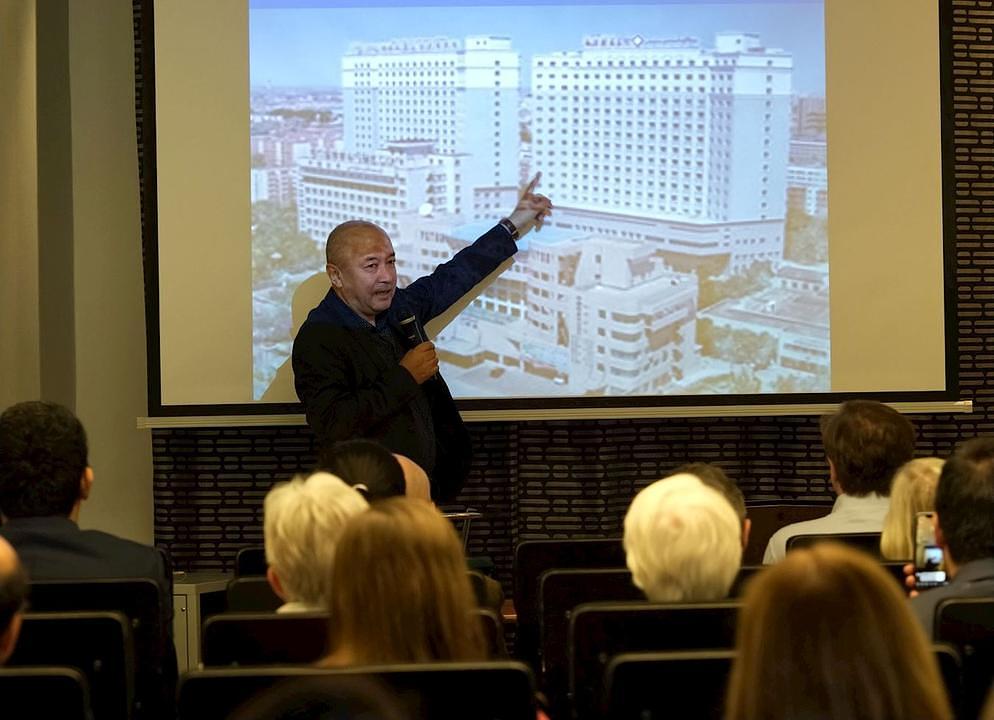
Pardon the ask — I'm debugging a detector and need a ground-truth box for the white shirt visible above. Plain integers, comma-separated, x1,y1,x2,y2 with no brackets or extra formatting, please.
762,493,891,564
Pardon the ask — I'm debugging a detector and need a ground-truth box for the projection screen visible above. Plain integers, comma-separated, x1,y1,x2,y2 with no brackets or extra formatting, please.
144,0,956,416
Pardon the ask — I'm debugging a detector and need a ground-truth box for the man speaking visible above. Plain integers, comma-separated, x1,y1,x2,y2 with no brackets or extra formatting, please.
292,175,552,501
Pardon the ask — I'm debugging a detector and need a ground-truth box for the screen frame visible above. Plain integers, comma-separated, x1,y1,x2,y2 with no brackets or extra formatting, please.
137,0,959,419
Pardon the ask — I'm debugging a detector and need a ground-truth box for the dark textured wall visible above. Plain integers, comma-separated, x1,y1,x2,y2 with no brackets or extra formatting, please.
143,2,994,595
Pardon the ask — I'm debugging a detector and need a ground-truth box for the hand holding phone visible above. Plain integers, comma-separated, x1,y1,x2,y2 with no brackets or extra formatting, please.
914,512,947,590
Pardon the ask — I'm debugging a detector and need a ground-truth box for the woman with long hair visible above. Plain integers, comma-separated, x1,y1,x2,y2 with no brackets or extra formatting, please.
880,457,943,560
321,497,486,665
725,543,951,720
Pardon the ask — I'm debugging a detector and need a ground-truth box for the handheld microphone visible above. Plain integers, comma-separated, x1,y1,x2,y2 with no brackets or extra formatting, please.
399,314,427,348
399,314,438,380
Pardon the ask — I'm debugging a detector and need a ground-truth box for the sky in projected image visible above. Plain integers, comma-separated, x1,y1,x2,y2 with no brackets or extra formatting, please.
249,0,828,401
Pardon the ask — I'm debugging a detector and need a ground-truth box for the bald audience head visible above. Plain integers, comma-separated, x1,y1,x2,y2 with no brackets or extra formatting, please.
0,537,26,664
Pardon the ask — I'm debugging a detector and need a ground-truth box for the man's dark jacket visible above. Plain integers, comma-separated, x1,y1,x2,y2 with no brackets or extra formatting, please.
292,223,516,501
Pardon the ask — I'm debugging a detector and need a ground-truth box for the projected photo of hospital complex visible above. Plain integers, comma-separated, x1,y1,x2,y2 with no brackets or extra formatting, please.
251,18,829,400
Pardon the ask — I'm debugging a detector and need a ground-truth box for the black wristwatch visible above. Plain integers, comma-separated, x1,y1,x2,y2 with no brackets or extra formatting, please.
498,217,520,241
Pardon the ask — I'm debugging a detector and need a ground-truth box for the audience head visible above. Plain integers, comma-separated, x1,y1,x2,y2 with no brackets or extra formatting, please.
0,537,27,665
820,400,915,497
674,462,750,548
326,497,485,664
725,543,951,720
879,457,943,560
0,401,92,520
623,474,742,602
934,436,994,568
393,453,431,502
316,439,407,501
263,472,368,609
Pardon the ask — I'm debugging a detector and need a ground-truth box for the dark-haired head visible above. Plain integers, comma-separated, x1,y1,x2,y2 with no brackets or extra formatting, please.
316,439,405,501
820,400,915,496
935,436,994,565
0,401,88,519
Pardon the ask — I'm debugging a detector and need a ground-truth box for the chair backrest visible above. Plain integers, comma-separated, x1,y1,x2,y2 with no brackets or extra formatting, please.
602,644,962,720
178,662,537,720
570,601,741,720
932,642,963,717
234,546,267,577
8,611,133,720
936,597,994,719
742,502,832,565
0,666,93,720
727,564,765,597
26,579,171,720
476,608,508,659
604,650,735,720
785,531,883,557
537,568,642,716
203,608,505,667
227,576,283,612
203,612,330,666
513,538,625,667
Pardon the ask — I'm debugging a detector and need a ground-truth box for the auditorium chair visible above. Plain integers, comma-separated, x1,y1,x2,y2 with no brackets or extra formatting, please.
569,601,741,720
0,666,93,720
27,579,172,720
785,531,883,557
513,538,625,668
7,611,133,720
226,572,499,613
234,545,267,577
178,661,537,720
936,597,994,719
535,568,641,717
226,576,282,612
601,645,962,720
604,650,735,720
741,501,832,565
202,609,507,666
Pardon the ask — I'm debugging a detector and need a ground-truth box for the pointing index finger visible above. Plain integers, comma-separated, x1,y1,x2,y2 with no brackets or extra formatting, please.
523,172,542,196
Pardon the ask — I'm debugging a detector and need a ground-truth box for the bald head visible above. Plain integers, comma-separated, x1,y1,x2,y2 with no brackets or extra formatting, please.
325,220,389,266
0,537,26,664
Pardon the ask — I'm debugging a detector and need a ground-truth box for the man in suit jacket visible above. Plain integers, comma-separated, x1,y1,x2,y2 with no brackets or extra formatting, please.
0,401,176,717
0,401,171,597
292,174,552,501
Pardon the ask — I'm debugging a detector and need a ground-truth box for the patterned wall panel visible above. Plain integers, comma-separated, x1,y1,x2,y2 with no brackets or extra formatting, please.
141,1,994,594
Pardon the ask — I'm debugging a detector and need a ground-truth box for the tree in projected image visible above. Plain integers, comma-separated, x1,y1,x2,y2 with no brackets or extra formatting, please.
784,207,828,265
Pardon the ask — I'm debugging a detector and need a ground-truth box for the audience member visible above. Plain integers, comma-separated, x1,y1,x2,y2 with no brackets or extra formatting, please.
0,537,26,664
321,497,486,665
726,543,952,720
0,401,171,600
318,439,428,501
880,457,943,561
674,462,750,548
910,437,994,638
623,474,742,602
263,472,368,613
764,400,915,563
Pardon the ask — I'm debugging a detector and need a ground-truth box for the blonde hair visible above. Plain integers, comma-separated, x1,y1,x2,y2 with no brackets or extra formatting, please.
623,474,742,602
880,457,944,560
263,472,368,607
725,543,952,720
325,497,485,664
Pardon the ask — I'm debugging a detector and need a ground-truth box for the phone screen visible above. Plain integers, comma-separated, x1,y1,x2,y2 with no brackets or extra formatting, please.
915,544,947,589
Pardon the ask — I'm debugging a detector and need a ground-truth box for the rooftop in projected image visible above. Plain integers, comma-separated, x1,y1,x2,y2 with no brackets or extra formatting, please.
448,220,584,251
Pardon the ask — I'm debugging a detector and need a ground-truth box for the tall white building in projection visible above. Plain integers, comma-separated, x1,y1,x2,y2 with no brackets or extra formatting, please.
298,35,521,244
531,33,793,274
